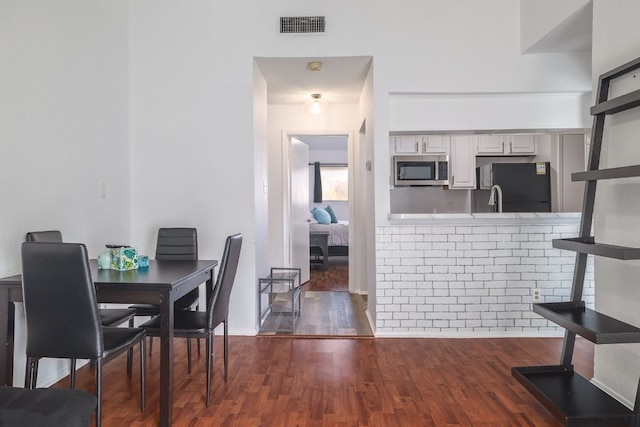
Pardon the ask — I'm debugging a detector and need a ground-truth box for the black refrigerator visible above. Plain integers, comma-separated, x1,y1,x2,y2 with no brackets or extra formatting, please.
479,162,552,212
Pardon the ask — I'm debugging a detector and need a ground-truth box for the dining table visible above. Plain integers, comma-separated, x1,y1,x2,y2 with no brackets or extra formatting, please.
0,258,218,427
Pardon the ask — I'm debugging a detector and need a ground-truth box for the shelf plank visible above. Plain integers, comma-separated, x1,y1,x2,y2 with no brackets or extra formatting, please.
533,302,640,344
591,89,640,116
512,366,633,427
552,237,640,260
573,165,640,182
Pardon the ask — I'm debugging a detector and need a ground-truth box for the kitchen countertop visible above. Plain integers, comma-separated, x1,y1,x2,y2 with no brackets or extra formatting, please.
387,212,581,225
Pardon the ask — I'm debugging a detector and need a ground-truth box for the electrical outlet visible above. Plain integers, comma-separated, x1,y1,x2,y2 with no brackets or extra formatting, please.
532,289,541,302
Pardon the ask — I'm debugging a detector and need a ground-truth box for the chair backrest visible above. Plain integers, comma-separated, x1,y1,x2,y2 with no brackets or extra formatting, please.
21,242,103,360
25,230,63,243
207,234,242,329
155,228,198,260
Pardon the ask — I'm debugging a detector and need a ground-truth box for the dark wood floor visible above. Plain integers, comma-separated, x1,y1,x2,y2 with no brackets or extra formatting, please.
60,335,594,426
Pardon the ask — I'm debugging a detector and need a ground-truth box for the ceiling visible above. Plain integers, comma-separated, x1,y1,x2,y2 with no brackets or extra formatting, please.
296,135,348,151
523,2,592,54
255,56,372,105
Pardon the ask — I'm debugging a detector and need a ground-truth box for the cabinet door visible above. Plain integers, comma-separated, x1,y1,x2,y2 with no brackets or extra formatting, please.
449,135,476,189
476,135,504,155
422,135,450,154
508,135,536,154
394,136,420,154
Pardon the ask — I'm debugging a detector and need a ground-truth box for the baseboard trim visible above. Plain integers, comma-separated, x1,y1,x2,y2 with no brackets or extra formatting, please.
590,378,634,410
374,330,565,339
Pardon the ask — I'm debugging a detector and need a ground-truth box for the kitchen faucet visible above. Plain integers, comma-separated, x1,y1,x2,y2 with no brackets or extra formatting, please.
488,184,503,213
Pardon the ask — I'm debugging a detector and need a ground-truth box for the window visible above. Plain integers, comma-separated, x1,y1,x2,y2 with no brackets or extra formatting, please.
320,165,348,201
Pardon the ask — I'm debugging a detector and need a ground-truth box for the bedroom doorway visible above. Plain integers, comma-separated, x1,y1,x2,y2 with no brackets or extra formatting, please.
284,133,372,337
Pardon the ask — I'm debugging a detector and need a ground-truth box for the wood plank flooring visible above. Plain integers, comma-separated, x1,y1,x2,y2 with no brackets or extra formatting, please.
60,335,594,426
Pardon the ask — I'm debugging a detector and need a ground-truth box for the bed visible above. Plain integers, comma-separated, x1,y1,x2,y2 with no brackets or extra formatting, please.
309,221,349,268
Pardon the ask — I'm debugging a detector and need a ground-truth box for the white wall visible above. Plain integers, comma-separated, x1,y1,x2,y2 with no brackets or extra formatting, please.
591,0,640,409
253,63,270,325
129,2,259,334
360,65,377,319
0,1,130,385
520,0,591,53
389,93,591,132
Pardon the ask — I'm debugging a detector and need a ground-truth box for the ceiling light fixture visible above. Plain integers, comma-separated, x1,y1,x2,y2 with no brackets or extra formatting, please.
305,93,328,115
307,61,322,71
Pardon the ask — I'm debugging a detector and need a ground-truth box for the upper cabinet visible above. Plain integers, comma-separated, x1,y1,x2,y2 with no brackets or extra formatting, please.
449,135,476,189
392,135,450,155
476,135,536,155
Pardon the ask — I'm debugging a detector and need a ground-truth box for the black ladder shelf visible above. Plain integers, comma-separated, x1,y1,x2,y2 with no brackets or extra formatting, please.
512,56,640,427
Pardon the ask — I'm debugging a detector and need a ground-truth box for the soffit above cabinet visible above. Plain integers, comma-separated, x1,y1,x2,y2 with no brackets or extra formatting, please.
389,128,589,136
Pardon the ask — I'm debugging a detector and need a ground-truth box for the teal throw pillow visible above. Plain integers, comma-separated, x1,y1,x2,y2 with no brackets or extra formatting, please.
311,207,331,224
325,205,338,223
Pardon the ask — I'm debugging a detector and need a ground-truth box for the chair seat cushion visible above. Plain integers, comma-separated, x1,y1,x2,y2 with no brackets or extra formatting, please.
128,304,161,317
140,310,209,336
102,327,146,361
99,308,136,327
0,386,96,427
129,289,199,316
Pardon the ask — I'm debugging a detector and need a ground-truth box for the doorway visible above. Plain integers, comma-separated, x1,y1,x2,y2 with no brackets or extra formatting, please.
278,132,372,337
254,55,375,337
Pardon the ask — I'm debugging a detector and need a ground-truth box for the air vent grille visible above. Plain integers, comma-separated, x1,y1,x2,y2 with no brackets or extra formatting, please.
280,16,325,34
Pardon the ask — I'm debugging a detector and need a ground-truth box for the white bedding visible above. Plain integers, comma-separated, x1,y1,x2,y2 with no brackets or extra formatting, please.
309,221,349,246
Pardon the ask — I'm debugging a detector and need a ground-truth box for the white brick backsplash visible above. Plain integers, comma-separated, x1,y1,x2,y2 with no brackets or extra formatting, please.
433,242,456,250
497,242,521,250
376,219,592,335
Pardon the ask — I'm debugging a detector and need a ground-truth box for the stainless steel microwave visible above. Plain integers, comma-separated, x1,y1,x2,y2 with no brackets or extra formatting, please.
393,155,449,186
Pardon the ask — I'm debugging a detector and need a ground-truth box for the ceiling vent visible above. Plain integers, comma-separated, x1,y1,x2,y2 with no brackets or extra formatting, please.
280,16,325,34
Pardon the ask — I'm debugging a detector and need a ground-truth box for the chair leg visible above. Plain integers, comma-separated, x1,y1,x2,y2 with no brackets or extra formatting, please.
95,359,103,427
224,318,228,382
24,358,30,389
187,338,192,373
206,333,213,407
31,359,39,389
127,318,134,376
140,338,146,412
196,304,201,356
69,359,77,388
24,357,37,389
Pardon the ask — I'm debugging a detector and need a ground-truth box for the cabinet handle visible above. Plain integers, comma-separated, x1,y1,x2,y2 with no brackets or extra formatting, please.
423,141,427,152
509,142,512,153
415,142,419,153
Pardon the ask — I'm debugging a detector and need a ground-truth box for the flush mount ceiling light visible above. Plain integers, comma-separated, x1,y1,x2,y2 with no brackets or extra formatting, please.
305,93,328,115
307,61,322,71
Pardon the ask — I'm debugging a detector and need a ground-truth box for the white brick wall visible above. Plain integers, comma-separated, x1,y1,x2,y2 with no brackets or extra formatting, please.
376,219,594,336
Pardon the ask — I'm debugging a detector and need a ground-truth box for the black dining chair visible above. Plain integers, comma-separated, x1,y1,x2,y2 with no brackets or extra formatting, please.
128,227,201,370
26,231,137,327
25,230,138,383
139,233,242,406
21,242,146,427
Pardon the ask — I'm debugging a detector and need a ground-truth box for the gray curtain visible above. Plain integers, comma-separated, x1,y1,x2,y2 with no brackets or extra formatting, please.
313,162,322,203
